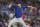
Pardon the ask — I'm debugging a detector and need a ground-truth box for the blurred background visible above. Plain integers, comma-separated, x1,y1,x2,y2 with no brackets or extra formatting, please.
0,0,40,27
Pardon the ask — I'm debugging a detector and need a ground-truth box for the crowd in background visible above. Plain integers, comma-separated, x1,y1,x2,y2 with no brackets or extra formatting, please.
0,0,40,27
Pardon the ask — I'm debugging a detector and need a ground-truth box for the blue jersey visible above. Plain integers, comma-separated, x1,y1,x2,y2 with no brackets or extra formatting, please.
12,5,27,17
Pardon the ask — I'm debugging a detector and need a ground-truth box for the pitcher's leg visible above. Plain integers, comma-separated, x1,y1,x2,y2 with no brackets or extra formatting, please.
18,18,29,27
8,18,18,27
18,18,26,25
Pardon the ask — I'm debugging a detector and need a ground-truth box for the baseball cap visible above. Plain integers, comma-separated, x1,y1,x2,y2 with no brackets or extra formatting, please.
18,1,22,4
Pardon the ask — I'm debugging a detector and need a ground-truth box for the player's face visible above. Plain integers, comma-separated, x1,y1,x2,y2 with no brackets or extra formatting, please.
18,4,21,7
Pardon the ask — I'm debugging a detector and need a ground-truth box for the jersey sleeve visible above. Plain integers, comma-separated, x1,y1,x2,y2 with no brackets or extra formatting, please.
22,6,27,11
12,5,18,8
22,6,27,9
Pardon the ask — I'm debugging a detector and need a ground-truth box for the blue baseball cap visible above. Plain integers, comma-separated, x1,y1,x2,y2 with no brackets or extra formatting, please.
18,1,22,4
